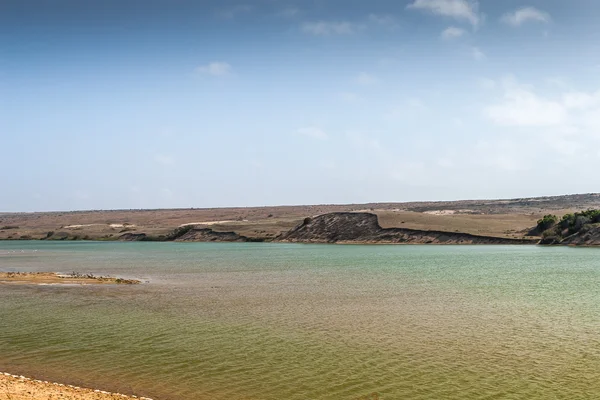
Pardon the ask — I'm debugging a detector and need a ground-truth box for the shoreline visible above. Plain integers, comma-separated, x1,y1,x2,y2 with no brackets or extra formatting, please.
0,372,154,400
0,272,141,285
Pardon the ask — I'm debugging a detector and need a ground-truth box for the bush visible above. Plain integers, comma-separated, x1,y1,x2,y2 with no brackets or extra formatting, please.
552,209,600,237
536,214,558,231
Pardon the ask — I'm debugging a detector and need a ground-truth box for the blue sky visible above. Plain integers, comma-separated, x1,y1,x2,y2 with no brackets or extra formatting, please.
2,0,600,211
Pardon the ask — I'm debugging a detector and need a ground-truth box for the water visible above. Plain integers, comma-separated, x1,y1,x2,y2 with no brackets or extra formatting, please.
1,241,600,399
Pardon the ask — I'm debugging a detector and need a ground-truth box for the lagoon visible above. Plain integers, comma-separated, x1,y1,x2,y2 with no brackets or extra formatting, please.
1,242,599,399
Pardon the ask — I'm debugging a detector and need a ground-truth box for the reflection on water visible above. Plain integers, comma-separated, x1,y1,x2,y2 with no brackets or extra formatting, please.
1,242,600,399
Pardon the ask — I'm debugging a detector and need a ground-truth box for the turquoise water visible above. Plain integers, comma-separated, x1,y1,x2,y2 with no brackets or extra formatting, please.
1,242,600,399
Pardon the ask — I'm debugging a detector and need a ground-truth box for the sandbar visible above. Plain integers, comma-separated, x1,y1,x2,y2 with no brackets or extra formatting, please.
0,272,140,285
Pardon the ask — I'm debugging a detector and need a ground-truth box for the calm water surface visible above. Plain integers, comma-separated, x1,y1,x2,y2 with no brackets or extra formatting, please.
1,242,600,399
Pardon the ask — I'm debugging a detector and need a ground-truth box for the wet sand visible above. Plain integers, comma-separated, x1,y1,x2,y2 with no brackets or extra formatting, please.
0,372,153,400
0,272,140,285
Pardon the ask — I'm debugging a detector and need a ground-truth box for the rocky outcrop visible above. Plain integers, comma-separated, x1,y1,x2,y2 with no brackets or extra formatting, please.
118,213,536,244
175,228,250,242
277,213,535,244
549,225,600,246
118,233,147,241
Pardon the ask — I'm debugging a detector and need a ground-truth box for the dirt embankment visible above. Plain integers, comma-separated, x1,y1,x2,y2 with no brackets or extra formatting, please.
277,213,536,245
118,228,253,242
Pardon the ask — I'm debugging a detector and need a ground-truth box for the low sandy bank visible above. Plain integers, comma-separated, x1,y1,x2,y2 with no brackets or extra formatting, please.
0,372,153,400
0,272,140,285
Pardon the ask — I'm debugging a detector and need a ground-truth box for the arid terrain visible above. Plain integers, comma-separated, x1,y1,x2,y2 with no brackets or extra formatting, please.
1,193,600,243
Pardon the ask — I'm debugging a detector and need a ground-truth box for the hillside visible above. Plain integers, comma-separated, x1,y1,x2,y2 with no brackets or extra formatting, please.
277,213,534,244
536,210,600,246
1,193,600,243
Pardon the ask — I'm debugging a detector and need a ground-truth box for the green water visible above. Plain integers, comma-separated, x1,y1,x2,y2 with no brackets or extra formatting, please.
1,242,600,399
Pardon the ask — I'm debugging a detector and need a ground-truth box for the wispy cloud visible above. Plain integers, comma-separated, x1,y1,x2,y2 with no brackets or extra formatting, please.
338,92,362,103
471,46,486,61
407,0,482,27
441,26,466,40
480,78,600,171
296,127,328,140
355,72,380,86
301,21,360,36
484,77,567,127
501,7,551,26
196,62,233,77
477,77,497,90
368,14,400,30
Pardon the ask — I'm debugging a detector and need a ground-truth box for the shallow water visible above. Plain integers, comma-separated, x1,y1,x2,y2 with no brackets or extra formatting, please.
1,241,600,399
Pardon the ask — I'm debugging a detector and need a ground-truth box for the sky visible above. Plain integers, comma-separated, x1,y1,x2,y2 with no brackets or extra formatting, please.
2,0,600,211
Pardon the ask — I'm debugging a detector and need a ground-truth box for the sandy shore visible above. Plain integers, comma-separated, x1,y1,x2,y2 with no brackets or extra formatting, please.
0,372,153,400
0,272,140,285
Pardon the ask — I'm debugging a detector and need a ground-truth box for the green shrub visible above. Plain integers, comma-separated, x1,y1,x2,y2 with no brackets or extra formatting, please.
536,214,558,231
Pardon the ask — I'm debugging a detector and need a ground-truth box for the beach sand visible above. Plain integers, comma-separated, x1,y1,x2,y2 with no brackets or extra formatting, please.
0,372,153,400
0,272,140,285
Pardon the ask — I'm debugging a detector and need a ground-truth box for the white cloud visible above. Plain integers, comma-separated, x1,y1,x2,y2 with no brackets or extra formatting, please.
441,26,466,40
562,92,600,109
485,78,567,127
407,0,482,27
355,72,380,86
196,62,232,77
482,77,600,144
501,7,551,26
301,21,359,36
296,127,328,140
471,46,486,61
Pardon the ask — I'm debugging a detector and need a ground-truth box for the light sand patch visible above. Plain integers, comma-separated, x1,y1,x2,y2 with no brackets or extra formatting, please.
179,220,244,227
63,224,104,229
423,209,476,215
63,223,135,229
423,210,457,215
0,371,153,400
